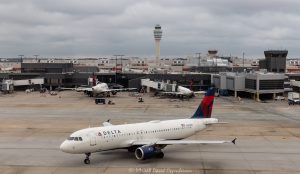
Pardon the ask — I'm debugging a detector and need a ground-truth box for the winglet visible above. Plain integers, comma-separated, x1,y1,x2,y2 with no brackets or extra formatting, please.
232,137,237,145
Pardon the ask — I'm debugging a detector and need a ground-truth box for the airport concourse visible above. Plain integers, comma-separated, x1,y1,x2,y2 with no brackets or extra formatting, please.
0,90,300,174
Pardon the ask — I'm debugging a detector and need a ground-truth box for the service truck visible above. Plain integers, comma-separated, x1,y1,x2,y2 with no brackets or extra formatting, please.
288,92,300,105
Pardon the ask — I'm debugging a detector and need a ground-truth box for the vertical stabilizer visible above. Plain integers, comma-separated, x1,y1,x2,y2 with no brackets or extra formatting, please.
191,87,215,118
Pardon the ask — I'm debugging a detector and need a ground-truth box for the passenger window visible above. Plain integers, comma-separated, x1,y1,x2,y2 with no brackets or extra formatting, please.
74,137,78,141
79,137,82,141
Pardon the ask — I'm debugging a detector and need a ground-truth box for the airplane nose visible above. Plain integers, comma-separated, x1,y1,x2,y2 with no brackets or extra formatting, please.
60,141,71,153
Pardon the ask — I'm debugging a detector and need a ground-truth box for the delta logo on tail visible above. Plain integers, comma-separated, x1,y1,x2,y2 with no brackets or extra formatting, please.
191,87,215,118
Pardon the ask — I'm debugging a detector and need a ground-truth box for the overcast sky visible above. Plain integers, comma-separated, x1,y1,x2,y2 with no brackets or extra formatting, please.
0,0,300,59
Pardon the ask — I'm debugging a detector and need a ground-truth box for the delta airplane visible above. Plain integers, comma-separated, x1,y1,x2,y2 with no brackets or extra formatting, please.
76,82,136,97
60,87,236,164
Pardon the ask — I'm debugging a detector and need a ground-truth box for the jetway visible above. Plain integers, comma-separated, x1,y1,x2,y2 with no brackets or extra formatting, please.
13,78,44,86
141,79,177,92
1,78,44,93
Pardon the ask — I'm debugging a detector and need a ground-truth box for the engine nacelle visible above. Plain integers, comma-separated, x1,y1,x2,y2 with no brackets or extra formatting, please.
111,91,117,95
135,146,156,160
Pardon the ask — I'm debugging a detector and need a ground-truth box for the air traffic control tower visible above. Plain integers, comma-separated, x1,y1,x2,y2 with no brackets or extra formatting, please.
259,50,288,73
153,24,162,67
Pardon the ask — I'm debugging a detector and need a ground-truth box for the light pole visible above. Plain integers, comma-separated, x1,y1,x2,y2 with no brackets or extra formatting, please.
34,55,39,62
120,55,124,73
113,55,124,83
18,55,24,63
243,52,245,68
195,53,201,72
195,52,201,66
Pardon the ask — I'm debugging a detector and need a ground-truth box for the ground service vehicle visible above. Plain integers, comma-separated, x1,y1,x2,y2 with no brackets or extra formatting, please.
95,98,106,104
288,92,300,105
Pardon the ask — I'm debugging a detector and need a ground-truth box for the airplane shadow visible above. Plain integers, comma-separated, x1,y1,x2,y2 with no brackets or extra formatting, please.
94,150,224,168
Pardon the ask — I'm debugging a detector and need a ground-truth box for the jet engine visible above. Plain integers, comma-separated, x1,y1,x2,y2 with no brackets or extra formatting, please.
111,91,117,95
135,146,155,160
134,146,164,160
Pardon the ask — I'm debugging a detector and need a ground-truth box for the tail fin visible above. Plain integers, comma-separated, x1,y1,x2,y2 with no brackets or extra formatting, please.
191,87,215,119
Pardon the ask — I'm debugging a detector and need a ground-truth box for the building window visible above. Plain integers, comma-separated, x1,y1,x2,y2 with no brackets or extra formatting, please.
259,80,284,90
245,79,256,90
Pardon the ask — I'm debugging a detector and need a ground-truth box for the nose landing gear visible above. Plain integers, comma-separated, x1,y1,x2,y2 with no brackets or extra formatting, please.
84,153,91,164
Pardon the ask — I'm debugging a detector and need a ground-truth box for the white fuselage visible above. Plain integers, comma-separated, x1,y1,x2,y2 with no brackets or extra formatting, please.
177,86,193,96
92,83,109,94
60,118,218,154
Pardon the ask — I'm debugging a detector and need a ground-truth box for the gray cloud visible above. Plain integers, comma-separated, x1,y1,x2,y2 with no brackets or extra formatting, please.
0,0,300,58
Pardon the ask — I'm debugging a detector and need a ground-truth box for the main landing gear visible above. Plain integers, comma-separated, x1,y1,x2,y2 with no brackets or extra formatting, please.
84,153,91,164
156,151,164,159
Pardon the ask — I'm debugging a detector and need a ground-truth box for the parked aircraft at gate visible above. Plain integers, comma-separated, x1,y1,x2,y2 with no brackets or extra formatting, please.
60,87,236,164
76,82,136,97
159,85,205,98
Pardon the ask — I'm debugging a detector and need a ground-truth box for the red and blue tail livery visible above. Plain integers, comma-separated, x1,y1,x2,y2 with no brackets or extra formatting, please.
191,87,215,119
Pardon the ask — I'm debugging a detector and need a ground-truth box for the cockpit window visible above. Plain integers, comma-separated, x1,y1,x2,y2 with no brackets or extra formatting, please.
67,137,83,141
67,137,74,140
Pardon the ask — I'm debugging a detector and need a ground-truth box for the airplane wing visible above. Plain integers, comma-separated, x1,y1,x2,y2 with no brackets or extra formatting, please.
131,138,236,146
160,91,185,95
193,91,206,94
156,139,235,145
75,87,93,92
108,88,137,92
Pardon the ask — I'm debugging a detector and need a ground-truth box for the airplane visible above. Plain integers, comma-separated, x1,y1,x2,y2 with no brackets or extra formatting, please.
75,82,136,97
157,85,206,98
60,87,236,164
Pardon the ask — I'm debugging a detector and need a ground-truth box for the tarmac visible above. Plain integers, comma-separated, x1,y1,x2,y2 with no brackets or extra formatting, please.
0,91,300,174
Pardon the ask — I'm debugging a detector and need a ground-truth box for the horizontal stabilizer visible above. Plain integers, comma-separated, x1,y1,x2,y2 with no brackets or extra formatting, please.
232,137,237,145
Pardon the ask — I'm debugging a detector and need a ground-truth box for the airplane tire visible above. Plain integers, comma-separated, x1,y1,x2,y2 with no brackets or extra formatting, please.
128,147,136,152
84,159,90,164
156,152,164,159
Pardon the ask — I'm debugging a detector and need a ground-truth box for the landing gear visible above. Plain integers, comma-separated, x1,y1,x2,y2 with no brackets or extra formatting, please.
128,146,137,152
155,151,164,159
84,153,91,164
84,159,90,164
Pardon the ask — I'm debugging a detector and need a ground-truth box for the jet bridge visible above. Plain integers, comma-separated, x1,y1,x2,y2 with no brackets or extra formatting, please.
141,79,177,92
1,78,44,93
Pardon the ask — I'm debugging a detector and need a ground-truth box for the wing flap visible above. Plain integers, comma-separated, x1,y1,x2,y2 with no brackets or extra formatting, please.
131,140,157,146
156,140,229,145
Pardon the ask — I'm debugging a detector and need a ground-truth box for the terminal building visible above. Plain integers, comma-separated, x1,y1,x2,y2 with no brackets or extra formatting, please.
0,62,212,91
212,70,285,101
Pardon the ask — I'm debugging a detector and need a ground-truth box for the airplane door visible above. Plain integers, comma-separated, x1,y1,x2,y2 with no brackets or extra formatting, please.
136,130,143,140
90,135,96,146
